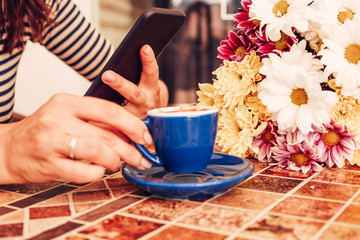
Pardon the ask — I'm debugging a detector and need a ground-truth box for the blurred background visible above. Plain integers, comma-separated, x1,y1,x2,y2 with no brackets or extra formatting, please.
15,0,240,115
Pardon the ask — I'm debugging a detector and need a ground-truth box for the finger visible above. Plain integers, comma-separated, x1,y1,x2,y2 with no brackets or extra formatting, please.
102,70,147,105
58,94,151,145
139,45,159,87
64,136,121,172
88,120,131,143
114,139,153,170
60,124,152,171
53,157,105,184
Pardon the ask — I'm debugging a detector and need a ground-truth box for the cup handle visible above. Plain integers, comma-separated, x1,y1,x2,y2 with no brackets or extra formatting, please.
133,118,163,166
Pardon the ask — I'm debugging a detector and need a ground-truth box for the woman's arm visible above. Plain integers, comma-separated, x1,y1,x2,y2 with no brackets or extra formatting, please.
40,0,114,81
0,93,154,184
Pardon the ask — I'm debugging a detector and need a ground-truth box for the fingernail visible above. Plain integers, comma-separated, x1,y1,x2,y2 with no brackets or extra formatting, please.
117,160,123,171
143,45,151,56
141,157,152,169
144,131,153,145
103,71,115,83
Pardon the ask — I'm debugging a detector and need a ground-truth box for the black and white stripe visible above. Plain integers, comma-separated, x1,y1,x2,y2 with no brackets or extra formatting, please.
0,0,114,123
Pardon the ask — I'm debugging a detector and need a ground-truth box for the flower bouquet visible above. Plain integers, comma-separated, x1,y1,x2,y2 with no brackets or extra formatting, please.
196,0,360,173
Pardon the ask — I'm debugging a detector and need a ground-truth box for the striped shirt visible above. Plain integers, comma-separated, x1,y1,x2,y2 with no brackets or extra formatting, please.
0,0,114,123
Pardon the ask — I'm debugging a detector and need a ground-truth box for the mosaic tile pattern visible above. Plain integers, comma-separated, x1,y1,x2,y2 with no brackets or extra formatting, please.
0,161,359,239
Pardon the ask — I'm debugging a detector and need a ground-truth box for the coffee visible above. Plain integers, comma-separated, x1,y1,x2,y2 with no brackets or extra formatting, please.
158,105,207,113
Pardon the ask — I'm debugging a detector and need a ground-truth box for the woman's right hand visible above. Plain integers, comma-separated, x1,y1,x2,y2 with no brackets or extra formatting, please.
0,93,153,184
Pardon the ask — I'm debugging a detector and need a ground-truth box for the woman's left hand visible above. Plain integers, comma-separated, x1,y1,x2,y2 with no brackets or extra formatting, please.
101,45,168,119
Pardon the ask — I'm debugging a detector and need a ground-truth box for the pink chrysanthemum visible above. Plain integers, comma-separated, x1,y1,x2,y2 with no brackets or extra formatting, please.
217,30,257,62
234,0,261,40
272,133,324,174
317,120,360,168
252,121,277,162
278,127,322,147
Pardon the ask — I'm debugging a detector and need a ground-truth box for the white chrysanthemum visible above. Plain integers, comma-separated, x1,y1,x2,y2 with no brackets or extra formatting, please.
260,40,326,82
298,2,323,52
258,63,338,134
249,0,311,42
315,0,360,38
318,20,360,98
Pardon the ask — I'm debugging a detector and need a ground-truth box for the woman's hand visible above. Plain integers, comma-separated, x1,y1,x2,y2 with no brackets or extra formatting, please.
101,45,169,119
0,93,153,184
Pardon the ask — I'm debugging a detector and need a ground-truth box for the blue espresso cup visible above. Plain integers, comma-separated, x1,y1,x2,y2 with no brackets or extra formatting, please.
134,105,218,173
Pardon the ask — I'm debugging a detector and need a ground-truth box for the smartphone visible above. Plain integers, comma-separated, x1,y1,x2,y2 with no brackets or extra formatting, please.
84,8,186,105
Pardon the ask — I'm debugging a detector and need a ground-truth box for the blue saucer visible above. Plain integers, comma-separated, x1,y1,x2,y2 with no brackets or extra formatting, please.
122,153,254,199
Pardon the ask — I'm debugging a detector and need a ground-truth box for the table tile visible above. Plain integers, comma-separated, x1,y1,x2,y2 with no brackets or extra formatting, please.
318,223,360,240
0,222,23,238
270,196,343,220
0,181,63,195
179,204,258,232
9,185,76,208
28,221,83,240
0,206,16,217
210,188,282,211
238,175,302,194
336,203,360,225
294,181,359,201
79,214,163,240
72,189,111,203
124,197,200,221
313,168,360,185
148,225,227,240
241,214,324,240
75,196,142,222
29,205,71,219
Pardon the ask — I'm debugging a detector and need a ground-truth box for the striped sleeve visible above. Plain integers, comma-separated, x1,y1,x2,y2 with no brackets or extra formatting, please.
0,42,24,123
39,0,115,81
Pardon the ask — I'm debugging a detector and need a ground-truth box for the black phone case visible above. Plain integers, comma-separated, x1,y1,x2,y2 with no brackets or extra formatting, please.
84,8,186,105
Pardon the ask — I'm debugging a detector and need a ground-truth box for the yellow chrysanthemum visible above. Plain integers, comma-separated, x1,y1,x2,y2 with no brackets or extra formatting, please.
245,92,272,121
329,91,360,143
196,83,215,107
245,51,264,76
212,52,263,109
197,82,225,110
216,107,258,158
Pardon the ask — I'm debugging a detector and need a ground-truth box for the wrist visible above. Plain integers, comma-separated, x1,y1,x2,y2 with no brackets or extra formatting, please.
0,122,22,184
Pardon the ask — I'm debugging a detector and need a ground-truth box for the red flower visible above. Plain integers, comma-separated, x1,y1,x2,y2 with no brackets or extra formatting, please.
217,30,257,62
234,0,261,40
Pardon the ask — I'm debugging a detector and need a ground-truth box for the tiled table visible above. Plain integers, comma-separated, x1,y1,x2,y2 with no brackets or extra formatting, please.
1,159,360,240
